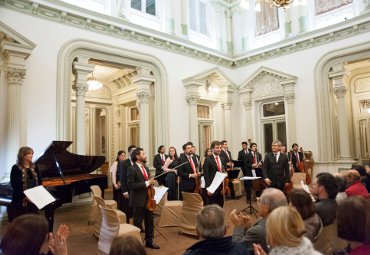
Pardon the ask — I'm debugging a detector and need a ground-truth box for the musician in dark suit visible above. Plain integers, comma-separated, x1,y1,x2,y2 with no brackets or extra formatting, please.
237,142,249,163
203,141,227,207
289,143,304,173
263,140,290,192
178,142,199,193
153,145,168,186
240,143,263,202
119,145,136,223
220,140,235,199
192,145,201,166
127,147,159,249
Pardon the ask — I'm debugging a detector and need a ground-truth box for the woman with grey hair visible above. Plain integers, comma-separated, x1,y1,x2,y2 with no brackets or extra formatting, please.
184,204,249,255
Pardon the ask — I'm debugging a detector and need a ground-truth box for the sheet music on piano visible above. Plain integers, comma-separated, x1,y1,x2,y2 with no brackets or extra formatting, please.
24,185,56,209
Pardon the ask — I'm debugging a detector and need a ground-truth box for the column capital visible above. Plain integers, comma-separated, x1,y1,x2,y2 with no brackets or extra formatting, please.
221,99,232,110
72,60,94,96
186,93,200,105
242,99,252,110
6,67,26,85
284,94,295,104
137,90,150,104
333,86,348,98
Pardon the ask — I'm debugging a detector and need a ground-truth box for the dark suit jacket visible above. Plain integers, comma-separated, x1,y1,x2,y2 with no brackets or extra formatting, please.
220,149,232,162
119,158,134,193
153,153,169,176
237,149,249,162
127,164,150,208
203,155,227,190
262,152,290,189
177,154,198,192
289,151,304,172
192,154,200,166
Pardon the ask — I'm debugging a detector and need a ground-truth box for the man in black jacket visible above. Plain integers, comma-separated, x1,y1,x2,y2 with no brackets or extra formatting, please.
153,145,168,186
203,141,227,207
127,147,159,249
263,140,290,191
184,204,249,255
118,145,136,223
220,140,235,199
290,143,304,172
178,142,199,193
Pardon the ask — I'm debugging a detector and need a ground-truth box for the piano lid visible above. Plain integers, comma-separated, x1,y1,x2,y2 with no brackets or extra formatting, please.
35,141,106,178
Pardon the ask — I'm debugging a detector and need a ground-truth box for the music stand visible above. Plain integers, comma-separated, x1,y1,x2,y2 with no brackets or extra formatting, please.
240,176,261,217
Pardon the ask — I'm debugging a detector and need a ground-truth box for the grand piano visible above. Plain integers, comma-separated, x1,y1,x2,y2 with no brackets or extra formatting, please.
0,141,107,231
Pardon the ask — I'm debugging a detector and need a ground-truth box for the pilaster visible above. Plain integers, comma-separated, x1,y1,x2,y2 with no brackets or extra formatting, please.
185,81,202,149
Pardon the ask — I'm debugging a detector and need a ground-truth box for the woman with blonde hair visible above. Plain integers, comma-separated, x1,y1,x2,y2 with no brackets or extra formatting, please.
253,206,322,255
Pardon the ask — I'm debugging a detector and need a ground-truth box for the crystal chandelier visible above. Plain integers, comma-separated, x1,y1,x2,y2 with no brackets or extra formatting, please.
265,0,294,8
87,72,103,90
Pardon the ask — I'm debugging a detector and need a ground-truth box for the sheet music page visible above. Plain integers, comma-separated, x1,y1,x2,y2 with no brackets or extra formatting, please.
153,186,169,204
206,172,227,194
240,176,261,181
23,185,56,209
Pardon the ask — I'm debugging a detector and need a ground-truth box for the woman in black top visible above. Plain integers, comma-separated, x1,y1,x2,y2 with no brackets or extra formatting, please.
8,146,42,222
163,147,179,200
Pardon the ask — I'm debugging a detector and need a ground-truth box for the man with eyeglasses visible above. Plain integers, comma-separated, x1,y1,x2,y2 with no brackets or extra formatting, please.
230,188,287,253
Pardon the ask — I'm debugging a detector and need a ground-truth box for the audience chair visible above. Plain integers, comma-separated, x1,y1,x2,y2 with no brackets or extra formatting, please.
158,192,183,227
88,185,117,225
93,196,127,238
313,221,347,255
292,172,307,189
97,205,141,254
179,192,203,236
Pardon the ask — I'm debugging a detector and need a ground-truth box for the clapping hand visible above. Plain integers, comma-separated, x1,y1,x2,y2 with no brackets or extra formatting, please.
48,224,69,255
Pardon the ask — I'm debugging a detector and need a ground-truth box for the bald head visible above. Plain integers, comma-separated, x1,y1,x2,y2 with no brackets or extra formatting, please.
260,188,288,213
347,170,361,183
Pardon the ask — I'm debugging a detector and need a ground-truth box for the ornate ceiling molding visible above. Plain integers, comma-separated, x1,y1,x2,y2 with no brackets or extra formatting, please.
1,0,370,68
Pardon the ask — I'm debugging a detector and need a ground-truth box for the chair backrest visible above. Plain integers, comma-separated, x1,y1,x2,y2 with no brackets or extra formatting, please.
91,185,102,198
98,206,120,254
180,192,203,236
313,221,347,255
94,196,108,209
182,192,203,208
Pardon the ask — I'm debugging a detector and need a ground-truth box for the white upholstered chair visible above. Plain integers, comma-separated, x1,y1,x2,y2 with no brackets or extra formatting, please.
88,185,117,225
158,192,183,227
97,206,141,254
179,192,203,236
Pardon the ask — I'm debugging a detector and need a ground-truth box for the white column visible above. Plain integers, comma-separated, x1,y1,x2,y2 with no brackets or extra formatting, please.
181,0,189,38
330,71,352,160
225,8,233,54
133,67,155,161
185,82,202,149
240,89,254,141
221,99,233,142
165,0,175,35
73,59,94,155
4,68,26,180
281,80,297,147
211,1,226,52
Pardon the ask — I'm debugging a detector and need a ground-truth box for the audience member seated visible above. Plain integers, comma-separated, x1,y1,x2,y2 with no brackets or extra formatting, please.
109,236,147,255
337,197,370,255
230,188,287,252
0,214,69,255
311,172,338,226
184,204,249,255
334,173,347,202
345,170,369,199
253,206,323,255
365,164,370,193
289,189,323,243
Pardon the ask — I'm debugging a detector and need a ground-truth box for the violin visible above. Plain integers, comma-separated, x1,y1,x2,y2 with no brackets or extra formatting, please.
146,184,157,211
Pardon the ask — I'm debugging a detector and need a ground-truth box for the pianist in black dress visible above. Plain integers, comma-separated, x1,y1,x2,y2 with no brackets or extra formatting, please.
8,146,42,222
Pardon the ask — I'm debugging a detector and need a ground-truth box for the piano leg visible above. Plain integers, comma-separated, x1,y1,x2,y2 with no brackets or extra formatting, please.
44,202,56,232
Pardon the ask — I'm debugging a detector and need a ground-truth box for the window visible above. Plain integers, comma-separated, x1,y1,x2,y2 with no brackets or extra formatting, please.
255,0,279,36
128,106,140,146
189,0,208,35
130,107,140,121
314,0,353,16
263,101,285,117
131,0,156,16
197,105,210,119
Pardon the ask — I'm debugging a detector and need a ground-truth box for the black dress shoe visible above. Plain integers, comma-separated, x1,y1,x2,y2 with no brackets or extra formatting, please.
146,242,160,249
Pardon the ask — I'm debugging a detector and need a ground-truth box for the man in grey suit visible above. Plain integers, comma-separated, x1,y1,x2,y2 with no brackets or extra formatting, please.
230,188,287,252
262,140,290,191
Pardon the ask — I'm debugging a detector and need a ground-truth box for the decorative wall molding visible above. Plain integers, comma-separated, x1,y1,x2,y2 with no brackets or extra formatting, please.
354,77,370,93
2,0,370,68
